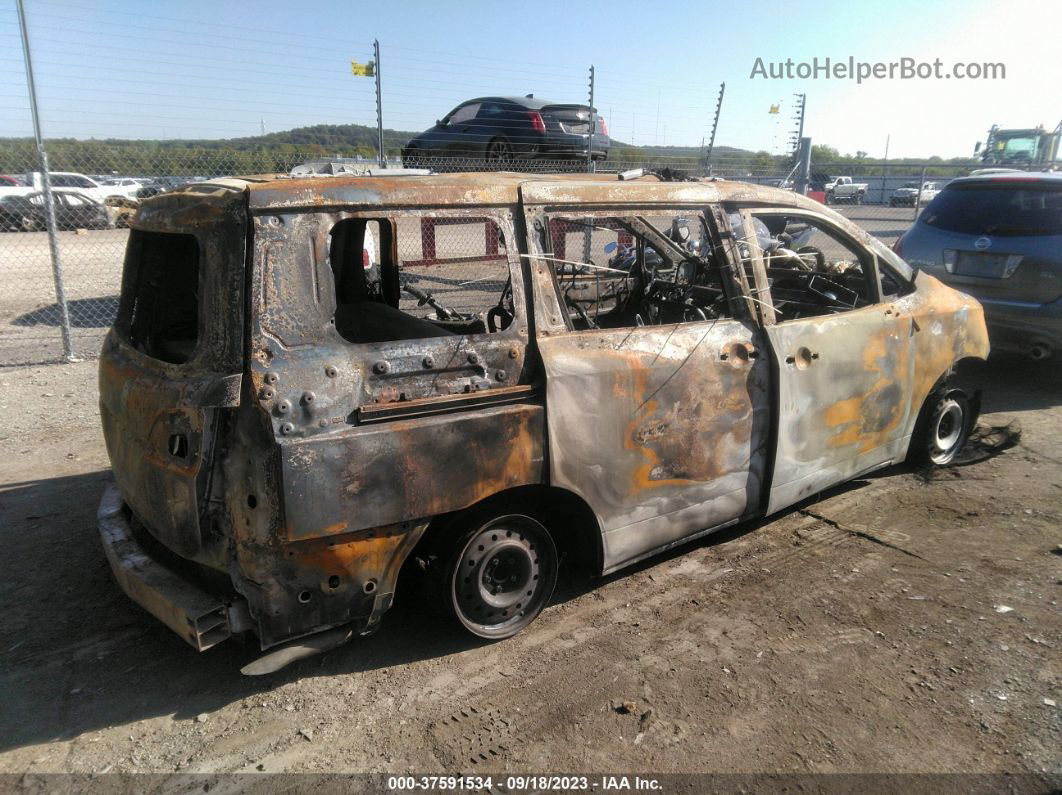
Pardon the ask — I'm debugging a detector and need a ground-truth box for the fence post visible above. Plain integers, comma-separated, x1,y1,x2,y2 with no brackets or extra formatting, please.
17,0,76,362
586,65,595,174
374,39,385,169
913,165,927,219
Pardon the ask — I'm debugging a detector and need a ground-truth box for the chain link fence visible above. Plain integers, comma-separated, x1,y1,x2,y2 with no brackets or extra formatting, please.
0,143,787,367
4,144,1008,367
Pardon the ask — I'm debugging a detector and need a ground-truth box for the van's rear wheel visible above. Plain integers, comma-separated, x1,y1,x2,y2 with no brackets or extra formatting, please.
444,514,557,639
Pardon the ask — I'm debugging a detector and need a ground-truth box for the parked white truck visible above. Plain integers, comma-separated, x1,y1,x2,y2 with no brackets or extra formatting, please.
824,176,869,204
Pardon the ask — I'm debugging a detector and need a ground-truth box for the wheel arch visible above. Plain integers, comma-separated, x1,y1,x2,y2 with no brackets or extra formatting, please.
901,357,982,464
410,484,604,576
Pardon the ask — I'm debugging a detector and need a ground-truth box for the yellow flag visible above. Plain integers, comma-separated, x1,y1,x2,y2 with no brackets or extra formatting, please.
768,104,780,114
351,60,375,77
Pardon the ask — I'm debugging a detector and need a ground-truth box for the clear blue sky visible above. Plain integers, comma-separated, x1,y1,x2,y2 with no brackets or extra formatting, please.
2,0,1058,158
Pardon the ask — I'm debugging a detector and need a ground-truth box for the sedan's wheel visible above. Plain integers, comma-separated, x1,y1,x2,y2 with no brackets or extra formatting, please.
486,138,513,166
445,514,557,639
909,389,971,466
20,215,38,232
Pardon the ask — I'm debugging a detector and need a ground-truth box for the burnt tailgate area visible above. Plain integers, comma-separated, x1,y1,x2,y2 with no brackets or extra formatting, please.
0,356,1059,776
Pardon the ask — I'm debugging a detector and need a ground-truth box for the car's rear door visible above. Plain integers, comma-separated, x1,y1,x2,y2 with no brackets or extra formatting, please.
99,183,246,559
522,184,772,573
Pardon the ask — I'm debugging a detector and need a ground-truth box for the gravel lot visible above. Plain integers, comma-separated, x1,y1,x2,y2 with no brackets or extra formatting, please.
0,352,1058,779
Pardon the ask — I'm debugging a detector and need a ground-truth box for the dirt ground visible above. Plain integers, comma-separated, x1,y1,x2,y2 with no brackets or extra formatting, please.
0,354,1058,780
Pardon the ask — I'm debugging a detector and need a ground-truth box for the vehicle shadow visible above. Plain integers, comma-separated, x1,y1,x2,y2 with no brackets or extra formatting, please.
955,353,1062,412
12,296,118,328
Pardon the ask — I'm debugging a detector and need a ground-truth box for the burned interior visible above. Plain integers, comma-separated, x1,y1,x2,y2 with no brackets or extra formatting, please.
96,172,989,670
327,215,517,344
120,229,200,364
544,212,741,330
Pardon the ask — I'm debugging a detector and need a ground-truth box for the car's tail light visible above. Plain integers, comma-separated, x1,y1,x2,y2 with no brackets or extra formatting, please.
942,249,957,273
598,116,609,137
363,248,371,269
892,235,904,257
527,111,546,133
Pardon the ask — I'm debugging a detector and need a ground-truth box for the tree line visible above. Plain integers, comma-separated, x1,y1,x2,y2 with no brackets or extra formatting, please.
0,125,981,179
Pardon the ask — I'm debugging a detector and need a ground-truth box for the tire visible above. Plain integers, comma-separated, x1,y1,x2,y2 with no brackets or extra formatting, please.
889,199,897,207
486,138,514,167
440,513,558,640
855,193,864,205
908,388,971,466
20,215,38,232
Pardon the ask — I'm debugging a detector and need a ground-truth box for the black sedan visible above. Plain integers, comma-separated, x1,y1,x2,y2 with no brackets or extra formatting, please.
402,95,609,167
0,191,111,232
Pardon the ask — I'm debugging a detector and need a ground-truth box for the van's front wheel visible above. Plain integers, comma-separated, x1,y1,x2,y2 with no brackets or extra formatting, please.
444,514,558,639
908,388,972,466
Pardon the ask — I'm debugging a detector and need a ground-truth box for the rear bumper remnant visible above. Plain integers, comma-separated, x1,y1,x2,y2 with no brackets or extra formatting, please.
97,482,247,651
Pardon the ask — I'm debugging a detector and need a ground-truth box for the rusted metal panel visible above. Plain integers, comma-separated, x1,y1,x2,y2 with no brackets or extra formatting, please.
247,173,524,211
537,321,771,573
97,484,237,651
763,304,914,513
278,402,547,541
897,271,990,438
99,186,247,561
520,180,724,207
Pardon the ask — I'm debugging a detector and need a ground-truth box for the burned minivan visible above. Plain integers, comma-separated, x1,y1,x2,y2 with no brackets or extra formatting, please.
98,172,988,663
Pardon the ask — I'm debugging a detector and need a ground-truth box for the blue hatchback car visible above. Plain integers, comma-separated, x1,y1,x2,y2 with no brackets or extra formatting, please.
895,172,1062,360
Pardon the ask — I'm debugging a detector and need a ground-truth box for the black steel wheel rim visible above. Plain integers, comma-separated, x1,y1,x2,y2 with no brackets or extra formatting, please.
452,516,554,638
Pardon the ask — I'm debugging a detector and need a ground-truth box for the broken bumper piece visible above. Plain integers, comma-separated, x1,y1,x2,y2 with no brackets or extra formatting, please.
97,482,249,651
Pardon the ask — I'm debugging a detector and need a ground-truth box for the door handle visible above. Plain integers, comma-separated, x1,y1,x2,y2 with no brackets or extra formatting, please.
720,343,758,364
785,348,818,368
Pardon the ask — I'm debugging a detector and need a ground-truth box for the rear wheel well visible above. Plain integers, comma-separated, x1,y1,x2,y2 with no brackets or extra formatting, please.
410,485,603,577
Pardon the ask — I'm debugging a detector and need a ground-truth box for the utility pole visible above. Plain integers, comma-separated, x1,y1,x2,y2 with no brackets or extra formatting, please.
704,82,725,176
16,0,75,361
788,93,806,158
586,65,595,173
880,133,890,204
374,39,385,168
